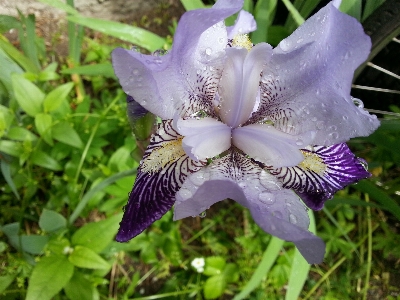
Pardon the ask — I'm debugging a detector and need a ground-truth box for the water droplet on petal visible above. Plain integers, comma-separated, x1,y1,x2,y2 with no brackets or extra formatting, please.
358,158,368,171
132,69,140,75
329,132,339,139
316,121,325,129
274,211,283,219
279,39,291,51
342,115,348,120
297,38,303,44
190,171,210,186
178,188,192,200
205,48,212,55
352,97,364,108
289,214,297,224
199,211,207,218
258,191,276,205
296,139,303,146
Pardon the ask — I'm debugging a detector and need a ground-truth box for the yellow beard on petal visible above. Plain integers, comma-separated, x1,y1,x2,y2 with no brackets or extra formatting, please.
141,138,185,173
298,150,326,175
232,34,253,51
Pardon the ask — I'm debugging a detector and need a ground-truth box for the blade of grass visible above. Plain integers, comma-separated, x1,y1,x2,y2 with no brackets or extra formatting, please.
67,0,83,63
339,0,362,21
180,0,206,11
280,0,305,27
285,0,321,32
251,0,277,44
362,194,372,300
17,12,40,71
67,15,165,52
233,236,284,300
61,63,116,79
0,36,38,73
354,180,400,220
0,160,20,200
362,0,385,21
37,0,79,15
285,210,316,300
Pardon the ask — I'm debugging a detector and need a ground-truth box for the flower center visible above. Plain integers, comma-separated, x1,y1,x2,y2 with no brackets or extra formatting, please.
298,150,326,175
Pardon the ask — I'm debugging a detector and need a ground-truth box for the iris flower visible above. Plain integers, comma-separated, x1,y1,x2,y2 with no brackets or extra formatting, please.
112,0,379,263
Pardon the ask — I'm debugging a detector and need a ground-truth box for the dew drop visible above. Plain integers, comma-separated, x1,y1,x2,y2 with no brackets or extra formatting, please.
178,188,192,199
152,49,167,56
258,191,276,205
279,39,291,51
289,214,297,224
342,115,348,120
218,37,225,44
352,97,364,108
205,47,212,55
199,211,207,218
132,69,140,75
358,158,368,171
274,211,283,219
329,132,339,139
297,38,304,44
311,117,317,122
296,139,303,146
316,121,325,129
190,171,210,186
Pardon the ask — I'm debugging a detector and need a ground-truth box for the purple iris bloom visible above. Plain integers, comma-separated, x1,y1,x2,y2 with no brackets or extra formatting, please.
112,0,379,264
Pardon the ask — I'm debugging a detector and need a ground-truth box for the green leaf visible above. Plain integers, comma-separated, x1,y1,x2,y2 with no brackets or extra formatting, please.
17,235,49,254
0,38,38,73
0,15,21,33
0,140,22,157
0,160,20,199
0,45,23,96
64,271,95,300
39,209,67,232
11,74,45,116
0,105,14,137
43,82,74,112
35,113,53,145
52,121,83,149
26,254,74,300
281,0,305,27
67,15,165,52
203,275,227,300
6,127,37,142
61,63,116,79
0,274,16,294
31,150,62,171
233,237,284,300
180,0,206,11
252,0,277,44
339,0,361,20
203,256,226,276
68,245,110,269
71,213,122,253
222,263,239,283
355,180,400,220
37,0,79,15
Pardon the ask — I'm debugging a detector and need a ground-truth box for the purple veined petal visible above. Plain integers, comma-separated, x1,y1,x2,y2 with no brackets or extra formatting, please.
250,1,379,145
176,117,232,160
219,43,272,128
269,143,371,210
226,10,257,39
126,95,148,119
116,120,204,242
232,123,315,168
112,0,243,120
174,152,325,264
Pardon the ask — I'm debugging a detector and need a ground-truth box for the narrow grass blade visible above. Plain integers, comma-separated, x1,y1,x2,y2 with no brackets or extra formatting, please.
285,210,316,300
339,0,362,21
354,180,400,220
61,63,116,79
37,0,79,15
362,0,385,21
285,0,321,32
251,0,277,44
180,0,206,11
280,0,305,27
67,16,165,52
69,168,137,224
233,236,284,300
0,160,20,199
0,37,38,73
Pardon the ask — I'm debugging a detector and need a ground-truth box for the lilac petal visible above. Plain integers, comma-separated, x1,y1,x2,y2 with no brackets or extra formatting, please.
269,143,371,210
176,117,231,160
174,152,325,264
219,43,272,128
116,120,204,241
126,95,148,119
232,123,315,167
112,0,243,120
227,10,257,39
250,2,379,145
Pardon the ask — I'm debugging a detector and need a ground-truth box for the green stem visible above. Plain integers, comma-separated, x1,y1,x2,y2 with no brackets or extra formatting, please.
363,194,372,300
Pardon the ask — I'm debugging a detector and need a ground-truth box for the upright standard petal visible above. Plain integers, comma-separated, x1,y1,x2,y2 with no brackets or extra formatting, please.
174,152,325,264
116,120,204,241
112,0,244,120
219,44,272,128
250,1,379,145
269,143,371,210
226,10,257,39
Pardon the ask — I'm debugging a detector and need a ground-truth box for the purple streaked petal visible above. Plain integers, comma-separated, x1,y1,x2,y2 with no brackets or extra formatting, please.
112,0,243,120
219,43,272,128
249,1,379,144
227,10,257,39
116,120,204,241
232,123,315,168
126,95,148,119
176,117,231,160
269,143,371,210
174,152,325,264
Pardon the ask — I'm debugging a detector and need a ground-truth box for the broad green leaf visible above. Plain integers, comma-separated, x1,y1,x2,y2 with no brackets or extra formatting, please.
64,271,95,300
0,105,14,133
233,237,284,300
6,127,37,142
61,63,116,79
67,15,165,52
180,0,206,10
0,140,22,157
37,0,79,15
68,245,110,269
0,274,16,294
11,74,45,116
17,235,49,254
71,213,122,253
39,209,67,232
43,82,74,112
204,275,226,300
35,113,53,145
0,160,20,199
26,254,74,300
222,263,239,283
31,150,62,171
203,256,226,276
51,121,83,149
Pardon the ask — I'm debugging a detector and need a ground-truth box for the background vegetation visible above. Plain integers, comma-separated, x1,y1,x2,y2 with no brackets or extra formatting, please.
0,0,399,299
